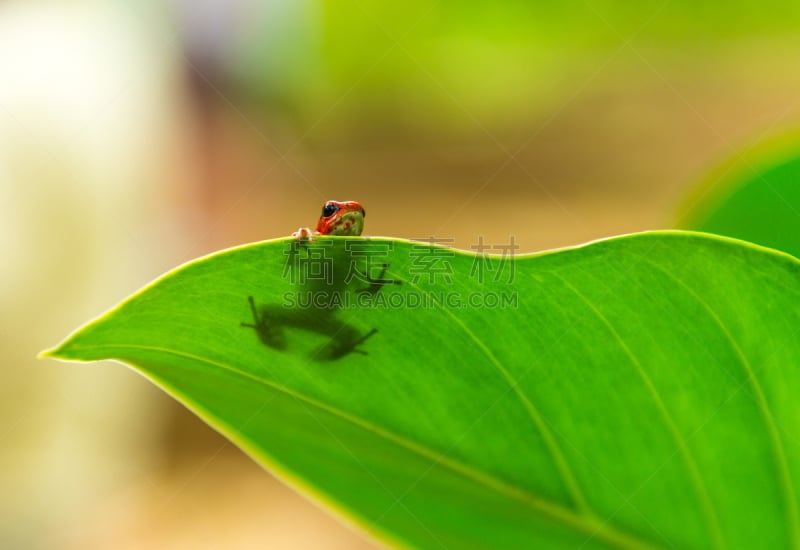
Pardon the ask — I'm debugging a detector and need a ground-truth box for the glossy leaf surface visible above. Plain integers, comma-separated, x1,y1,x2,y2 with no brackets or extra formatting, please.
44,232,800,549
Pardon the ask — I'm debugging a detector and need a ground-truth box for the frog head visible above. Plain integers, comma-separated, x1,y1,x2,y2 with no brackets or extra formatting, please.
315,200,366,236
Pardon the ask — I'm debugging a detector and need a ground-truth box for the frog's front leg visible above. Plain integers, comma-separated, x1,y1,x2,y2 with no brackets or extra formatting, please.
292,227,316,241
359,263,402,296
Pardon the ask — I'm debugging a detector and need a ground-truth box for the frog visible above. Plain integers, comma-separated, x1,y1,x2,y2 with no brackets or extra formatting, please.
242,199,383,361
292,200,366,240
291,199,395,295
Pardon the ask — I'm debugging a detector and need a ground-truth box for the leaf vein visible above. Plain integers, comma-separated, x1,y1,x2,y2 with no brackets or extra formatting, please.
396,272,593,516
631,252,800,549
551,271,725,550
76,342,661,550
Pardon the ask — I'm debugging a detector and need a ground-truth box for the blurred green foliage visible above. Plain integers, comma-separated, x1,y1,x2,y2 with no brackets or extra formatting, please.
232,0,800,137
681,133,800,258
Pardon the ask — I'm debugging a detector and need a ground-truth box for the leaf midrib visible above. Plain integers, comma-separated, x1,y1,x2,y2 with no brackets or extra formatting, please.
59,342,661,550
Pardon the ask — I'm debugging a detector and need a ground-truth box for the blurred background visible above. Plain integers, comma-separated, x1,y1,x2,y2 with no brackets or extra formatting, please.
3,1,800,548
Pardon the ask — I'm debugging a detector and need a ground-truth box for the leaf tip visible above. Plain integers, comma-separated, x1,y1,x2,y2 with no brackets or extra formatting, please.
37,335,89,363
36,348,54,360
37,342,70,362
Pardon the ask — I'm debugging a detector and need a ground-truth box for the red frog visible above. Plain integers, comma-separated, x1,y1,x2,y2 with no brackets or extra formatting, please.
293,200,365,240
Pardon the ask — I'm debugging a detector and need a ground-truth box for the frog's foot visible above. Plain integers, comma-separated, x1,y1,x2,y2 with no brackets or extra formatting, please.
358,263,402,296
241,295,287,350
323,328,379,360
292,227,316,241
240,295,260,329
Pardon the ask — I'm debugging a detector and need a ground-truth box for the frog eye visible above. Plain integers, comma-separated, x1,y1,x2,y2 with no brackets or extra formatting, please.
361,208,365,218
322,202,339,217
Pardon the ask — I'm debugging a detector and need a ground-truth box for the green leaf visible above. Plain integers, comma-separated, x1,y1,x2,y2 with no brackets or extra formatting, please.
680,132,800,259
42,232,800,549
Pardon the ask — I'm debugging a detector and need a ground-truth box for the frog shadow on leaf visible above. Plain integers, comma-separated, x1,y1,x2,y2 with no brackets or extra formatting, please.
241,295,378,361
244,201,399,361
